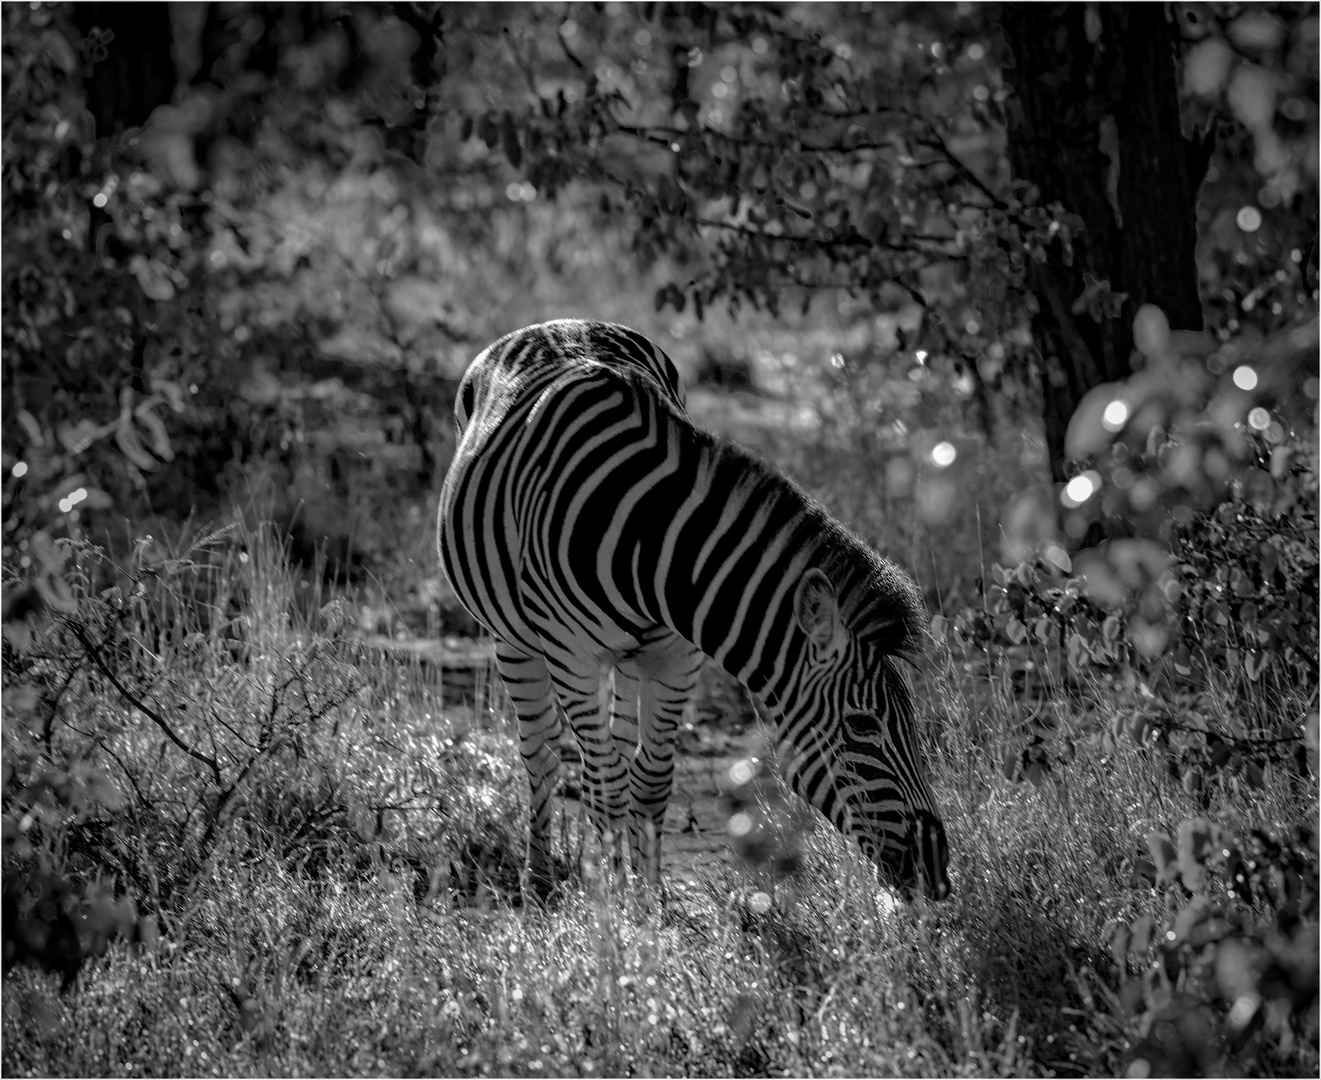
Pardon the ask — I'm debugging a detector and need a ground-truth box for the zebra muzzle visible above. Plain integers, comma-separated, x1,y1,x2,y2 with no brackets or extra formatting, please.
879,813,951,902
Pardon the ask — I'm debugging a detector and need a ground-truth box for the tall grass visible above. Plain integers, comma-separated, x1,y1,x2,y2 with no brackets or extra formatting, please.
3,505,1315,1077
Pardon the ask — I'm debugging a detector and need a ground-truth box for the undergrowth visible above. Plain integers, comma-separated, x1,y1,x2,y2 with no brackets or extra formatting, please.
2,518,1316,1077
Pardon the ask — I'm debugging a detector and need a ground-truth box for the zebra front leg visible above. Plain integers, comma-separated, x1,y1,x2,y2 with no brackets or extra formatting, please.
630,637,704,888
494,641,564,904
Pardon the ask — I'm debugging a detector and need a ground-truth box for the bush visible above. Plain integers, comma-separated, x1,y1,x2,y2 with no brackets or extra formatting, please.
1119,819,1318,1077
1,524,368,987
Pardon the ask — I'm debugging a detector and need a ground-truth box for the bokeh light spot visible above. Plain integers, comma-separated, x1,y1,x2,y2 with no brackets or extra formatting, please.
1236,206,1263,233
728,759,756,786
11,461,27,479
1247,407,1271,430
1102,399,1129,431
1232,365,1258,391
1062,472,1100,508
931,441,957,468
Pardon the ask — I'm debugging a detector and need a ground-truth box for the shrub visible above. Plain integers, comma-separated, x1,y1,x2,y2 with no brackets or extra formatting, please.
1119,819,1318,1076
1,524,368,986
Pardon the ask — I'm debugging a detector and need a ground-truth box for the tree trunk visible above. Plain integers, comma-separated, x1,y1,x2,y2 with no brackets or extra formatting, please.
999,3,1210,484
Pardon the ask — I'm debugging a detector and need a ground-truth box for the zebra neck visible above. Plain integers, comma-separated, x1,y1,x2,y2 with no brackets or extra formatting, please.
650,434,821,712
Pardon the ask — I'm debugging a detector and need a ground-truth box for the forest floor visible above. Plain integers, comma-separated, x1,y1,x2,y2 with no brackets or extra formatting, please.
370,633,765,885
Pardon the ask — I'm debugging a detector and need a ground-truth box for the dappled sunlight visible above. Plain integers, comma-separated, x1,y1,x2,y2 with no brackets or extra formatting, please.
4,0,1317,1075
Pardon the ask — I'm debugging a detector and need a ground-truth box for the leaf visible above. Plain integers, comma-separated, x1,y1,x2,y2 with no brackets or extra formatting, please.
1131,310,1175,366
3,620,34,655
35,572,76,615
83,771,125,813
1065,382,1124,458
115,418,157,470
1130,914,1155,953
1178,819,1215,864
1067,632,1088,669
1214,940,1259,1009
1227,63,1276,132
134,406,174,462
729,992,758,1042
1173,898,1210,943
477,114,498,148
137,915,161,953
76,487,114,511
40,30,78,74
500,113,522,169
1176,858,1207,894
1146,832,1178,883
4,685,42,717
1184,40,1234,98
929,614,947,646
57,420,99,454
1243,650,1266,682
130,256,175,302
29,531,70,573
1111,923,1132,967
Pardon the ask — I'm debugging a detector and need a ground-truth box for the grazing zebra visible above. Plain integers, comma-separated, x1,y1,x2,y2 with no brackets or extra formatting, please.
439,319,950,901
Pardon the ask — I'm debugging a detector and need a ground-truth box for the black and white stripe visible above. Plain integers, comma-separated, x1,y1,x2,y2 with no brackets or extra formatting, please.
439,319,950,900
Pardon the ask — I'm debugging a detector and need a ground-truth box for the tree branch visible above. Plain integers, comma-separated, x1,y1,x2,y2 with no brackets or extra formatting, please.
65,617,223,786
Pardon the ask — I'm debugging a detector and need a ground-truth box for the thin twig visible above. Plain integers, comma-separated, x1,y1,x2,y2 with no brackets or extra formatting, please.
65,617,223,785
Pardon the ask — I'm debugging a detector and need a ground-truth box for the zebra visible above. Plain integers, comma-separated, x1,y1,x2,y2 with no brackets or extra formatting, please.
439,319,950,902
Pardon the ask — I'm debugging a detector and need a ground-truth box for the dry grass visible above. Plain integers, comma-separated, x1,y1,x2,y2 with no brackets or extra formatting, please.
3,435,1316,1077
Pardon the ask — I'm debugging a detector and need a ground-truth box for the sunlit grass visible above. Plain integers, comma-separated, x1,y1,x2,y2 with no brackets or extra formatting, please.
4,503,1316,1078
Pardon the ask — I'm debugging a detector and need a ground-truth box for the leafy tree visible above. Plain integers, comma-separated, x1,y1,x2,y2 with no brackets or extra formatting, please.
444,1,1315,484
2,2,563,572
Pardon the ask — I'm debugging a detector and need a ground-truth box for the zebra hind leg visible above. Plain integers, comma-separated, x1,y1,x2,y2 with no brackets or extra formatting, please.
630,636,704,888
607,662,641,772
541,649,632,888
493,641,565,905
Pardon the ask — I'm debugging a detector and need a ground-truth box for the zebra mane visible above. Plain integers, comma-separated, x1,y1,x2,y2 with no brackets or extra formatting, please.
812,519,930,662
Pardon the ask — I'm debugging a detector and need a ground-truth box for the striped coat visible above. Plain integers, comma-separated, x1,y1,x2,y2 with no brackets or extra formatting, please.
440,320,949,900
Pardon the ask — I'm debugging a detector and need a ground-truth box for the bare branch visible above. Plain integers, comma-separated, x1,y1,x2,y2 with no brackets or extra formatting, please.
65,617,223,786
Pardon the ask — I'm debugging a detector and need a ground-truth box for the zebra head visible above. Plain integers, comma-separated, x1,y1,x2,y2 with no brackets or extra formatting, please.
779,568,951,900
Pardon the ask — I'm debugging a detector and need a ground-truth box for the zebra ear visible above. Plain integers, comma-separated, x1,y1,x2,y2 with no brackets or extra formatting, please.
793,569,847,656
